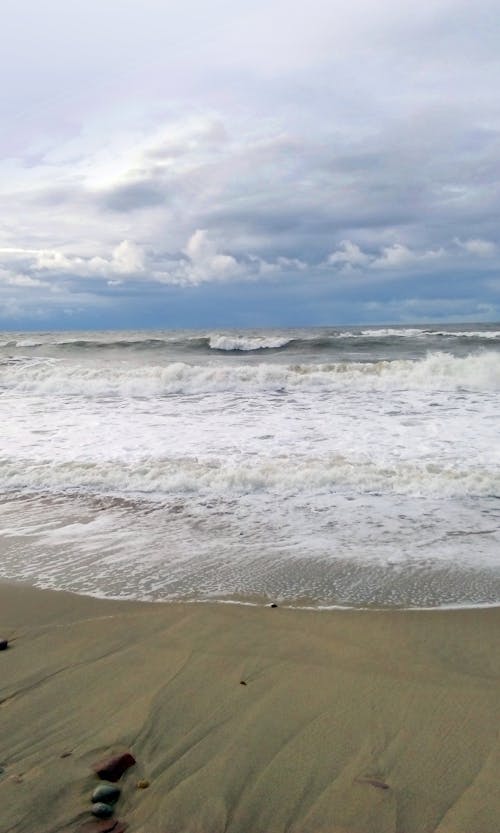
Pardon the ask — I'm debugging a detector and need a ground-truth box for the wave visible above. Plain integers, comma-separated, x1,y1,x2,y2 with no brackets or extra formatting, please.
1,326,500,355
1,334,295,353
208,334,292,351
0,334,292,353
1,455,498,499
359,328,426,338
360,328,500,339
1,351,499,396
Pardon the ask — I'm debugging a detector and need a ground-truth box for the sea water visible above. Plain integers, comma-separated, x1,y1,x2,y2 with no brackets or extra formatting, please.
0,324,499,608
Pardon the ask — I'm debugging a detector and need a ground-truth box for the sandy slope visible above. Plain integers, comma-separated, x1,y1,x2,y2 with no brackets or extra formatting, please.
1,583,499,833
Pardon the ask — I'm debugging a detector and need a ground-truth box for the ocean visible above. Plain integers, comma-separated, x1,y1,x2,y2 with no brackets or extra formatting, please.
1,324,499,608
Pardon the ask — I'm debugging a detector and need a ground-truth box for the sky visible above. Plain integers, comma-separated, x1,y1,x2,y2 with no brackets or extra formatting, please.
1,0,499,330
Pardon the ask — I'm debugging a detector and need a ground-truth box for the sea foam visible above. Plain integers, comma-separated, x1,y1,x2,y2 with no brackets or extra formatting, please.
1,351,499,396
1,326,499,608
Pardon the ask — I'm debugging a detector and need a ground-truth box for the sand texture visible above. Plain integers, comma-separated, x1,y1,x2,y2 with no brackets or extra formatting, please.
1,583,499,833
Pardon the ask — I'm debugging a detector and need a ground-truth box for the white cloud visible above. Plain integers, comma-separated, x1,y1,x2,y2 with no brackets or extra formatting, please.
6,274,47,288
372,243,416,268
174,229,243,284
0,266,49,288
0,241,147,281
325,241,445,272
371,243,444,269
327,240,371,268
111,240,146,274
454,237,497,257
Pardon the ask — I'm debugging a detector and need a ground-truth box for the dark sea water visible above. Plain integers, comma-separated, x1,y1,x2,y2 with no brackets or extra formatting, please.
1,323,499,608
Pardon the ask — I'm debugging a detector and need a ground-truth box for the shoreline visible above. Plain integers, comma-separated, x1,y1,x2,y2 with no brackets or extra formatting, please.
2,575,500,613
1,581,500,833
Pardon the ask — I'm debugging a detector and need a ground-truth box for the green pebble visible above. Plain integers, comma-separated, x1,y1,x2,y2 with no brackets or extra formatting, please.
91,784,121,805
91,802,114,819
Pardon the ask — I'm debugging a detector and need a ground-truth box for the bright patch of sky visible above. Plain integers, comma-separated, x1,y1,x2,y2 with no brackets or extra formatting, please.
1,0,499,328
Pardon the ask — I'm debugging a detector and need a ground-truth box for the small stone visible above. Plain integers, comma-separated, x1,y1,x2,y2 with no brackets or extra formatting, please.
91,802,114,819
356,776,390,790
136,779,150,789
0,640,8,651
92,784,121,805
93,752,135,782
77,820,123,833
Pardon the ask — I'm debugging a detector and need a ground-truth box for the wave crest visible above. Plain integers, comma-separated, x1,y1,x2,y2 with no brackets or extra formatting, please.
208,334,292,351
1,351,499,396
1,455,498,499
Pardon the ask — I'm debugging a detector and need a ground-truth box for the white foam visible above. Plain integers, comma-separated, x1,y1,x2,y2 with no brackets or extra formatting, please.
359,328,500,339
428,330,500,339
208,333,292,351
0,488,498,608
14,339,44,347
1,329,499,607
360,328,426,338
1,351,499,396
0,455,498,498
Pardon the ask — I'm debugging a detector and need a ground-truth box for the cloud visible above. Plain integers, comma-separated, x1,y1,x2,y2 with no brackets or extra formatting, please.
111,241,146,274
2,1,500,326
371,244,444,269
325,241,446,273
0,267,49,289
454,237,497,256
181,230,241,281
0,240,147,284
101,181,166,212
327,240,371,268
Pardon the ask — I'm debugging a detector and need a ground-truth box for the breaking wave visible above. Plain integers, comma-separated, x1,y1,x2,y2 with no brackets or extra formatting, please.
1,326,500,355
1,351,499,396
1,455,498,499
208,334,292,351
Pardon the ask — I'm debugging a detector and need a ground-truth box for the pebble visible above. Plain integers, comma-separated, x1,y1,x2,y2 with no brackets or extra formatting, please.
91,802,114,819
93,751,135,782
92,784,121,805
0,640,8,651
77,820,125,833
136,779,150,789
356,776,390,790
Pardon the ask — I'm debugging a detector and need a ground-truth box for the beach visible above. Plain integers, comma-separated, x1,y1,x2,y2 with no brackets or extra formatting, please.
1,325,499,830
1,582,499,833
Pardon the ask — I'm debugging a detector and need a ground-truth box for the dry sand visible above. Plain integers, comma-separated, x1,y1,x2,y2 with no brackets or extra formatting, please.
1,582,499,833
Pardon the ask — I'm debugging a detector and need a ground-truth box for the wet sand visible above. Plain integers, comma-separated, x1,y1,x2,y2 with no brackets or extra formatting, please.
1,582,499,833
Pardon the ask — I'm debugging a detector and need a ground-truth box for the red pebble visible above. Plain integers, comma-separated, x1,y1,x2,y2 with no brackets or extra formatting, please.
92,752,136,782
77,820,121,833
